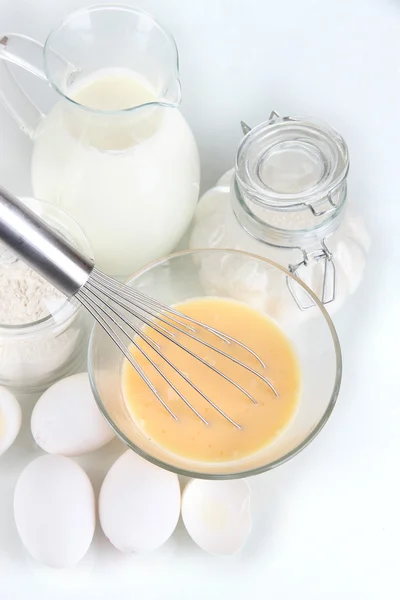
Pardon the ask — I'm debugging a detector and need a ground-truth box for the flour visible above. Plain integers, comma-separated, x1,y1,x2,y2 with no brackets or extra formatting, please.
189,170,370,324
0,258,65,325
0,256,88,391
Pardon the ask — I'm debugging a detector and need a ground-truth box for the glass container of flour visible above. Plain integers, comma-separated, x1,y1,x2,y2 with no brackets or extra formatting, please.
0,5,200,278
0,198,92,392
190,113,370,322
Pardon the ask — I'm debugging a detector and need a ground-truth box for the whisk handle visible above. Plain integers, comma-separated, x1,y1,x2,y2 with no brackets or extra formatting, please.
0,185,93,296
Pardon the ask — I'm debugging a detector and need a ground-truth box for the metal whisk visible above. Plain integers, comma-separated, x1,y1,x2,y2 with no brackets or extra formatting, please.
0,186,277,428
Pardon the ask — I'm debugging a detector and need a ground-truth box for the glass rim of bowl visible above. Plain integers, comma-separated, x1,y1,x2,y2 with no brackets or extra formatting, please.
0,196,91,335
87,248,342,480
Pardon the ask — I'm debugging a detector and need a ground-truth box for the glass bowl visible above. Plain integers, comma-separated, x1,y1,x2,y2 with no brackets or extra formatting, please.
0,197,93,393
88,249,341,479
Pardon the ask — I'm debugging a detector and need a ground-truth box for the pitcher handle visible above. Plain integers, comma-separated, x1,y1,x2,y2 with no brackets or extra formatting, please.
0,34,47,139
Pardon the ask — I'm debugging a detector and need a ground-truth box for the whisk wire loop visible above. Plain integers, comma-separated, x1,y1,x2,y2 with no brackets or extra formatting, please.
78,285,242,428
76,269,278,426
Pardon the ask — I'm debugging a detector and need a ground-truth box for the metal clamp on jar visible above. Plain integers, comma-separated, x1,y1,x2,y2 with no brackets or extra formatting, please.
190,112,369,317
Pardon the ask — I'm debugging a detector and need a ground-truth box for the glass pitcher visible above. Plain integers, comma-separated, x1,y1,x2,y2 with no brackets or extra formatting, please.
0,5,200,278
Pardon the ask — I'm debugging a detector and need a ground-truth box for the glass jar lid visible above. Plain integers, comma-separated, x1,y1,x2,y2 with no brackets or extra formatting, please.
235,114,349,212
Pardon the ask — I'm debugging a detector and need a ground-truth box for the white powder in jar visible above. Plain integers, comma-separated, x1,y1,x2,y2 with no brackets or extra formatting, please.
0,254,87,390
0,258,65,325
189,170,370,324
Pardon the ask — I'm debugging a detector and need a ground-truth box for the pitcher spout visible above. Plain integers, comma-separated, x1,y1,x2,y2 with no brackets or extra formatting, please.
158,77,182,108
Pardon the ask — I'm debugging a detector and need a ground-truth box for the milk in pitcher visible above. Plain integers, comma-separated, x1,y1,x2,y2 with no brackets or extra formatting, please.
31,69,200,277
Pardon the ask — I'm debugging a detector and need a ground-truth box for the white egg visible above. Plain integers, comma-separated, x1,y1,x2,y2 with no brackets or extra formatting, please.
99,450,180,552
181,479,252,555
14,454,96,568
0,386,22,456
31,372,114,456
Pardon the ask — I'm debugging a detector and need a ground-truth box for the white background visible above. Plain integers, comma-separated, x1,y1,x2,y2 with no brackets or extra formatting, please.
0,0,399,598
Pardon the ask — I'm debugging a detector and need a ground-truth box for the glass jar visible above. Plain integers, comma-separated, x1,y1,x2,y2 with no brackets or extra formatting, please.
190,113,370,319
0,198,92,393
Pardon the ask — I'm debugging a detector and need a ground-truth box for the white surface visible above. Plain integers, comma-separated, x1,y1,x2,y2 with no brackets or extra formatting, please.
0,0,398,598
